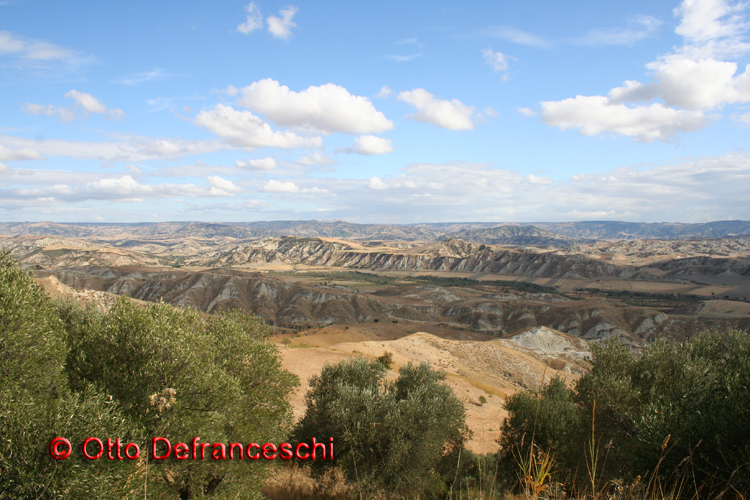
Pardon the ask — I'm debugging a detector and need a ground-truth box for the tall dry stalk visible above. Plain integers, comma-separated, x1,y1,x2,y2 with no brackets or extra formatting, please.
584,399,605,499
509,364,557,500
514,442,556,500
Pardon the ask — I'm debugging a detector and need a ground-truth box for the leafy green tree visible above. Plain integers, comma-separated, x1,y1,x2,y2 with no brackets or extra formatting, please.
293,357,388,475
629,333,750,493
499,332,750,497
0,251,137,499
573,338,641,480
293,357,470,499
59,297,299,499
574,333,750,492
498,376,581,486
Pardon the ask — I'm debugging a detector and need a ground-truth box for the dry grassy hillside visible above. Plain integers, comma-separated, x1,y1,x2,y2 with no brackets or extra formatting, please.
276,323,590,454
34,274,149,311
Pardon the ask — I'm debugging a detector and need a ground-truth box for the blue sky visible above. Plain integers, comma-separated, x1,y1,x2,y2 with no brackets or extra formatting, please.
1,0,748,223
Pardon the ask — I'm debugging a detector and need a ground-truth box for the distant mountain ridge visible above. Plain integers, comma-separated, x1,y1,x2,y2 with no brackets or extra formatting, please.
1,220,749,243
0,220,444,241
531,221,750,240
440,225,586,247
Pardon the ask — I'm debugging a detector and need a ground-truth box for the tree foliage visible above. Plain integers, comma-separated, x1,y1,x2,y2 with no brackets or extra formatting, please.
498,376,581,484
499,332,750,497
581,333,750,493
59,298,298,499
1,252,298,499
0,251,138,499
293,357,470,499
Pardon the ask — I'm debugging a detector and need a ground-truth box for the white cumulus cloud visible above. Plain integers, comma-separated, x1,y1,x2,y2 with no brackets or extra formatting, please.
22,103,76,122
269,154,750,222
236,157,277,170
237,2,263,34
375,86,393,98
236,78,393,134
539,0,750,141
341,135,394,155
483,107,499,118
261,179,300,193
367,177,388,189
78,176,144,200
267,6,298,40
194,103,322,150
675,0,749,47
0,134,224,162
64,90,106,114
526,174,553,185
397,88,476,130
540,95,707,142
609,57,750,110
0,30,77,61
206,176,242,195
0,145,44,161
734,111,750,125
296,151,336,165
7,175,240,203
481,48,509,72
23,90,124,122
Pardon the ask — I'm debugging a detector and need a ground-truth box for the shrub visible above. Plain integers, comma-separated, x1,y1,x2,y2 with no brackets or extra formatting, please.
59,298,299,499
0,251,138,499
293,357,470,498
498,376,581,487
376,351,393,369
574,333,750,493
499,332,750,497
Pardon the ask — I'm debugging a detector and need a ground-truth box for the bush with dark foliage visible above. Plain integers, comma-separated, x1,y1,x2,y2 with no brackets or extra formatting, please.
499,332,750,497
293,357,470,499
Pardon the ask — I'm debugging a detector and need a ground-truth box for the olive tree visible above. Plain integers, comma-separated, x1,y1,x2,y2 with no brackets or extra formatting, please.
498,376,581,486
0,252,137,499
59,297,299,499
293,357,470,499
499,332,750,497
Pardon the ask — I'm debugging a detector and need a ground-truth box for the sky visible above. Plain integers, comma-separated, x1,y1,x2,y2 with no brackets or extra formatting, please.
0,0,749,224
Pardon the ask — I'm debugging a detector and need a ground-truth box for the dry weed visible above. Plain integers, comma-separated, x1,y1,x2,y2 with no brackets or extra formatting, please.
263,465,358,500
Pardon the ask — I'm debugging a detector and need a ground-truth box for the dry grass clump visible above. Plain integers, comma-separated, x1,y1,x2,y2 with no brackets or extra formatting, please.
263,466,365,500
